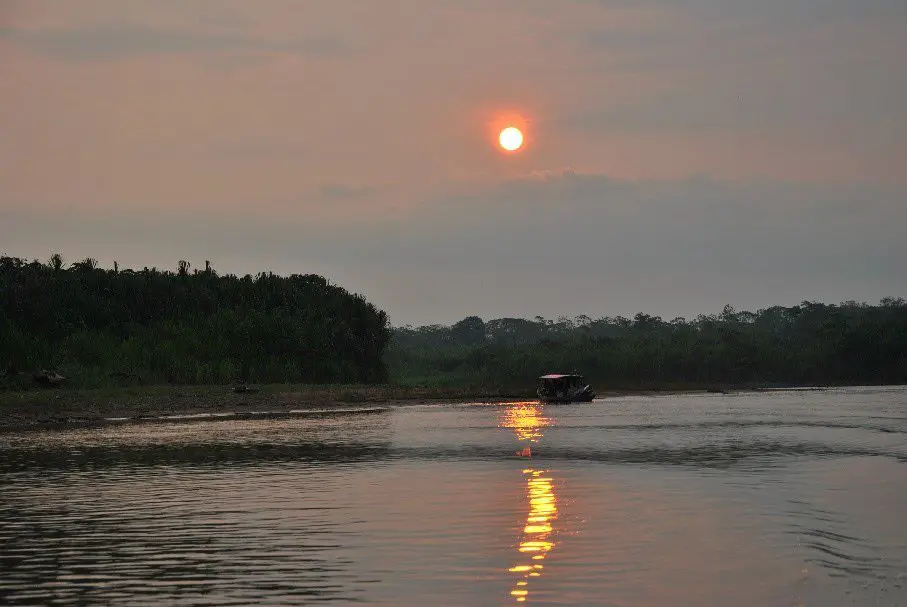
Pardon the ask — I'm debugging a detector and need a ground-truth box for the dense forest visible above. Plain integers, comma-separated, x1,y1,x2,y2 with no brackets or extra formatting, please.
2,254,905,392
388,300,907,390
0,255,390,388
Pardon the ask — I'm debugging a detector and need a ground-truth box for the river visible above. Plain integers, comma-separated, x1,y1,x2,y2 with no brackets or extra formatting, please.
1,386,905,605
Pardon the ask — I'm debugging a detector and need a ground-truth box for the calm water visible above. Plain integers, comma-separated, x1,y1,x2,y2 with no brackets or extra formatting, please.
1,386,905,606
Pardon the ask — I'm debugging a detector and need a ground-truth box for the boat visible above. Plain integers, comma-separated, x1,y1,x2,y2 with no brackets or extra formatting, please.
536,373,595,403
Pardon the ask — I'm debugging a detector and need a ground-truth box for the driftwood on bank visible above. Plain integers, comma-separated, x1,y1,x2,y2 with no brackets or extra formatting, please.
33,370,66,387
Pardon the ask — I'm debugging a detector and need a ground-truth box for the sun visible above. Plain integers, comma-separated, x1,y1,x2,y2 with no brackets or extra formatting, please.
499,126,524,152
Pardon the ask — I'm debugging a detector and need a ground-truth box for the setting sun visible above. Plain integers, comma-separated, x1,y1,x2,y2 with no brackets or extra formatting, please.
499,127,524,152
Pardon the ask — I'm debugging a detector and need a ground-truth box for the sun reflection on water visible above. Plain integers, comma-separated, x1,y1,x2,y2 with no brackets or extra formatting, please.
500,402,557,603
501,401,550,443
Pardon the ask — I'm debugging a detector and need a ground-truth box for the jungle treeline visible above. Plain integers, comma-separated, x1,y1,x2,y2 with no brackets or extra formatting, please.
2,253,905,392
387,299,907,390
0,255,390,388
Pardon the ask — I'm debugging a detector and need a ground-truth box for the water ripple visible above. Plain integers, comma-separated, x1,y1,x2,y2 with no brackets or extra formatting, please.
1,387,905,605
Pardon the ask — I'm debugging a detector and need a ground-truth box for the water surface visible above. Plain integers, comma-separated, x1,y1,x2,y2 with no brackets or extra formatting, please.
1,386,905,605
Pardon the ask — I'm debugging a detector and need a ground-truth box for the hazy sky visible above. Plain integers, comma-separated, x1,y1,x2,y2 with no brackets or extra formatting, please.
2,1,905,326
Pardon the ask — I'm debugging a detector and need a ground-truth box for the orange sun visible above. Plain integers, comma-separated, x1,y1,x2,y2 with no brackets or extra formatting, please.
499,126,524,152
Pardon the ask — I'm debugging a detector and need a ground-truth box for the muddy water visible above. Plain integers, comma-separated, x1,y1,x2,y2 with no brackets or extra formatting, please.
1,386,905,605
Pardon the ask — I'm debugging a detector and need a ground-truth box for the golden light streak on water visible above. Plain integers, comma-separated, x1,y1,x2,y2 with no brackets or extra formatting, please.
500,402,558,603
500,402,549,442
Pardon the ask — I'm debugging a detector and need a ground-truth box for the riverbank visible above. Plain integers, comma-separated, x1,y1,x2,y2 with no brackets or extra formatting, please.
0,383,743,430
0,384,527,430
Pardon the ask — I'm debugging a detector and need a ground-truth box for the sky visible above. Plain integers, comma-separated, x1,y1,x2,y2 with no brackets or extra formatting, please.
1,0,905,326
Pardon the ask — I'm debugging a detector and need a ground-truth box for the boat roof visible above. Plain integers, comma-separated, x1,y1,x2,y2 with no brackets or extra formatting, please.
539,373,583,379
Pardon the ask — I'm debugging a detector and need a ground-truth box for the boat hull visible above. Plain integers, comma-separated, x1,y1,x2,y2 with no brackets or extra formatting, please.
536,373,595,404
538,391,595,404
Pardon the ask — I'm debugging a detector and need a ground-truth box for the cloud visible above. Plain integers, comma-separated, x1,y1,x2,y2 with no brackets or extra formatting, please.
1,1,904,325
585,0,907,24
367,171,904,277
553,0,907,143
0,22,350,61
2,172,903,325
373,172,906,323
318,184,381,200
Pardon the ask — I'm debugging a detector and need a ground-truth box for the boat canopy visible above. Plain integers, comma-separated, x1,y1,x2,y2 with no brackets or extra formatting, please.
539,373,583,380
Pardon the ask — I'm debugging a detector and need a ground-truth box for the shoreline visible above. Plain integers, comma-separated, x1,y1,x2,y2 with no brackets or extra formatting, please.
0,384,529,431
0,382,869,432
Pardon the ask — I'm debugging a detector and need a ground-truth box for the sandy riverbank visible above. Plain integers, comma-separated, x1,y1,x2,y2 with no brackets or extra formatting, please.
0,383,762,431
0,384,529,430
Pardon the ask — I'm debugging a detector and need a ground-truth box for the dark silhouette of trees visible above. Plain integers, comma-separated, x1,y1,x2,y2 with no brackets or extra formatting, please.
450,316,486,346
3,251,903,392
0,254,390,388
387,299,907,389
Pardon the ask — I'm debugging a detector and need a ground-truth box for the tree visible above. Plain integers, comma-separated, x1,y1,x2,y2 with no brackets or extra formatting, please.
0,254,391,388
451,316,486,346
48,253,64,272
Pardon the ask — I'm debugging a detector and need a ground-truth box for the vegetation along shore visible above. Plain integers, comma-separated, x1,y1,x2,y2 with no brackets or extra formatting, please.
2,254,905,428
